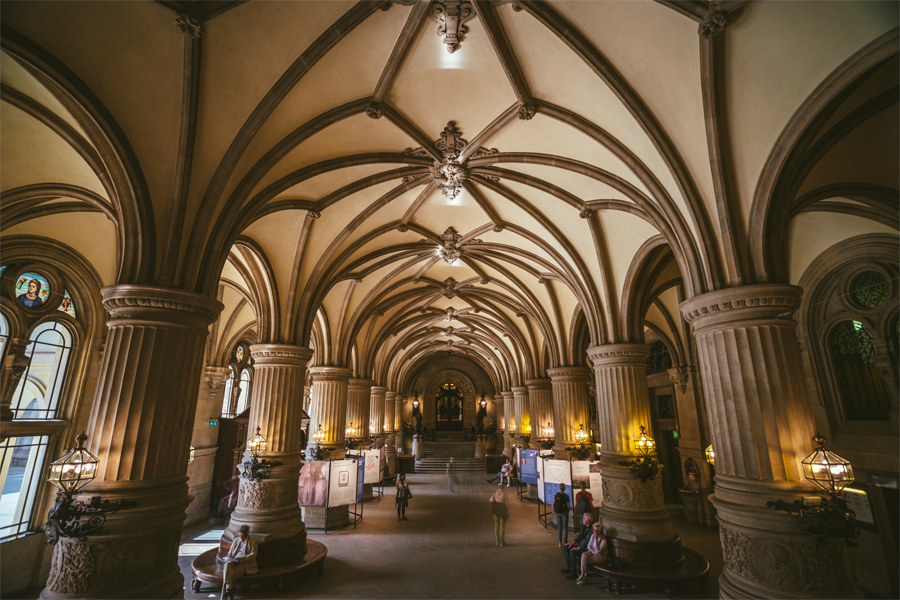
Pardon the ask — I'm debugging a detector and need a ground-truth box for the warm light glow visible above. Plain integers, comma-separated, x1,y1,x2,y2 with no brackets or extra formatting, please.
312,424,325,445
801,434,854,494
48,432,99,493
525,424,532,434
575,424,588,444
189,445,196,465
543,421,554,438
705,444,715,466
346,422,356,438
635,425,655,456
247,426,267,458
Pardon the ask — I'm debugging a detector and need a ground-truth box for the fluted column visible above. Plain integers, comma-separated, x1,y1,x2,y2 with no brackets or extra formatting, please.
369,386,387,446
547,366,591,460
186,366,231,526
588,345,676,544
494,394,505,454
511,385,530,447
525,378,552,450
394,394,404,452
306,367,352,460
42,285,221,600
383,390,398,475
682,284,855,599
501,390,514,456
227,345,313,548
347,378,373,442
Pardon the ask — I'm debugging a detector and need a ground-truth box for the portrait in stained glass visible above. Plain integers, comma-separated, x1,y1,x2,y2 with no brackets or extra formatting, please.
57,290,76,318
235,345,245,364
15,272,50,309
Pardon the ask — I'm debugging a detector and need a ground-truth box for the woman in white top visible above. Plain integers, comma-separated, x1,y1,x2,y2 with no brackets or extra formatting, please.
576,523,608,585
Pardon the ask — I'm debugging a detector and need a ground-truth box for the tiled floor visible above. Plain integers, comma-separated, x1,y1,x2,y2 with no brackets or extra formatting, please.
179,471,723,599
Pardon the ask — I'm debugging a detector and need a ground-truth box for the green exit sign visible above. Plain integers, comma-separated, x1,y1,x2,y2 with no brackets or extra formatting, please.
209,419,218,426
672,431,679,439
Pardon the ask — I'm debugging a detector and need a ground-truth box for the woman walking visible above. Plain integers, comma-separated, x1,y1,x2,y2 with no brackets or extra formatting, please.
395,473,411,521
490,488,509,546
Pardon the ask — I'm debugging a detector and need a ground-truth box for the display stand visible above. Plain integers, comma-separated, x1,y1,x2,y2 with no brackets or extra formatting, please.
516,447,541,503
536,455,602,534
301,456,365,535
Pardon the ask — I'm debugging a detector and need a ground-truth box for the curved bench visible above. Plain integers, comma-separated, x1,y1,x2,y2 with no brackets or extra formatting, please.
588,544,709,598
190,539,327,594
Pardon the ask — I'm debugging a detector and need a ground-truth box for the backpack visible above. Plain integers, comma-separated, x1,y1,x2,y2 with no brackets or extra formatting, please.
553,493,568,513
576,493,591,515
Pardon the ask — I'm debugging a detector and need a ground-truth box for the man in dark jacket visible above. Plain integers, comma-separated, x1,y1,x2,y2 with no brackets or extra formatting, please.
561,513,594,579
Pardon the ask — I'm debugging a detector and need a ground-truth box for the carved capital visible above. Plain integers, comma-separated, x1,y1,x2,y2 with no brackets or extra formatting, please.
680,284,803,331
175,14,204,38
348,378,375,392
101,285,223,330
587,343,651,367
308,366,353,383
249,344,314,368
546,366,591,382
698,11,727,39
667,365,696,394
524,378,552,391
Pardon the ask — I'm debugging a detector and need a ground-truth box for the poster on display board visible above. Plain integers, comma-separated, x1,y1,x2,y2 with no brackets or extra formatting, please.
571,461,602,506
298,461,330,507
328,459,358,507
356,456,366,503
542,459,573,507
537,456,545,502
519,449,539,485
363,448,382,484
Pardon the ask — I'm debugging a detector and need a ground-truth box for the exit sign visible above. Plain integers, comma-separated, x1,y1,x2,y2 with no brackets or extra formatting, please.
209,419,218,426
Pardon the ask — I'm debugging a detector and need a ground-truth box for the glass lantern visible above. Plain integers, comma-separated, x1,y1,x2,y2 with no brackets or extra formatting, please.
635,425,655,456
346,422,356,438
574,424,589,445
312,424,325,445
543,421,554,438
48,432,99,493
802,434,853,494
705,444,715,466
247,426,267,458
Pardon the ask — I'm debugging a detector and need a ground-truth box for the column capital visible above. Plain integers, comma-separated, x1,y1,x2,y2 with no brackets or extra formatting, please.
500,390,514,399
524,378,551,391
666,365,698,394
348,378,375,390
377,388,393,397
249,344,313,367
679,283,802,330
510,385,528,394
546,365,592,380
308,366,353,382
587,344,649,367
101,284,223,331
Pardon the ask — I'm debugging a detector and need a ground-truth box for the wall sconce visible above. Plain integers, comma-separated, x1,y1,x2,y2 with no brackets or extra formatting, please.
241,426,282,482
767,434,858,546
412,391,420,413
566,424,593,461
309,424,331,461
574,423,588,445
346,422,357,438
45,432,135,545
189,445,195,465
705,444,715,466
543,421,555,438
619,425,658,482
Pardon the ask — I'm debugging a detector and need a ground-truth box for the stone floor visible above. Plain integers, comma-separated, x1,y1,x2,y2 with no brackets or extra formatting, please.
178,471,723,599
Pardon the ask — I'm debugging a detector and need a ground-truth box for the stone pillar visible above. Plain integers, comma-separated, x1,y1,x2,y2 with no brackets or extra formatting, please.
501,390,514,457
681,284,856,599
227,345,313,546
493,394,505,454
369,386,387,447
0,337,30,425
668,365,716,528
588,344,676,545
306,367,352,459
383,390,397,475
511,385,530,447
393,394,404,454
41,286,221,600
547,366,591,460
346,378,373,443
525,378,553,450
412,434,424,460
186,366,231,526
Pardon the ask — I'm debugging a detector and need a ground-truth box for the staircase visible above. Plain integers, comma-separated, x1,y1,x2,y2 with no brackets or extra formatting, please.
415,432,485,473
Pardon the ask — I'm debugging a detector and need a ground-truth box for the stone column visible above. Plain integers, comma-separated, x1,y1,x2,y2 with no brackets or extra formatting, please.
588,345,676,545
41,286,221,600
525,378,553,450
383,390,397,475
306,367,352,459
226,345,313,548
303,383,312,413
668,365,716,528
0,337,30,425
682,284,855,599
346,378,373,443
369,386,387,447
186,366,231,526
494,394,505,454
393,394,404,454
501,390,514,457
511,385,530,447
547,366,591,460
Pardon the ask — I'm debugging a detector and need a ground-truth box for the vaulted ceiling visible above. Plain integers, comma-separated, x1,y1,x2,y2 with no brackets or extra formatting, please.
1,1,897,395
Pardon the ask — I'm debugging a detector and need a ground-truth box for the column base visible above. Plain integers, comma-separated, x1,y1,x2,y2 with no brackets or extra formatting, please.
412,436,424,460
599,456,677,543
302,505,350,530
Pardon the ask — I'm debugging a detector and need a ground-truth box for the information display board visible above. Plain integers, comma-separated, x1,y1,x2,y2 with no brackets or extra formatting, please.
328,458,358,507
542,459,573,507
519,449,539,485
298,460,330,507
356,456,366,503
363,448,382,484
571,461,602,506
537,456,546,502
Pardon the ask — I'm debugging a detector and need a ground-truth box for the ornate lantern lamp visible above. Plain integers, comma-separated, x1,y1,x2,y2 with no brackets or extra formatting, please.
346,422,357,439
45,432,134,545
412,393,420,413
705,444,715,466
539,421,555,450
635,425,656,457
188,445,196,465
241,426,281,482
620,425,658,482
566,424,593,461
312,424,325,446
802,434,854,494
309,424,331,461
574,423,589,445
543,421,554,438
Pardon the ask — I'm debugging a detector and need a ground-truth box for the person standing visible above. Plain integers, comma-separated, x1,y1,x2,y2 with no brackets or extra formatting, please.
562,513,594,579
447,456,459,492
222,525,258,600
574,481,594,537
490,488,509,546
576,522,608,585
395,473,411,521
552,482,571,547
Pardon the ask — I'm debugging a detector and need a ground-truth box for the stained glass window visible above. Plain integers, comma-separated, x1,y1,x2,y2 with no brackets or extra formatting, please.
851,271,888,309
57,290,76,318
10,322,73,419
14,273,50,310
0,435,51,540
830,320,890,420
235,345,245,364
647,340,673,375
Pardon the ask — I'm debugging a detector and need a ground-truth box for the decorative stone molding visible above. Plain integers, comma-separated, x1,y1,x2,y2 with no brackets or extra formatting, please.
101,285,223,327
579,206,593,219
396,223,408,232
428,0,476,54
365,102,383,119
680,284,802,331
517,103,536,120
203,366,231,393
587,343,651,367
238,480,296,509
546,366,591,381
307,210,321,219
308,366,354,383
175,13,204,38
698,11,727,39
46,541,107,594
667,365,695,394
248,344,313,365
441,277,459,298
438,226,462,263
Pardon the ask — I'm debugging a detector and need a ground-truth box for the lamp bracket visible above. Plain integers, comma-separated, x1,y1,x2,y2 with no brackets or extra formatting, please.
619,456,658,482
240,457,283,483
767,494,859,546
45,494,136,546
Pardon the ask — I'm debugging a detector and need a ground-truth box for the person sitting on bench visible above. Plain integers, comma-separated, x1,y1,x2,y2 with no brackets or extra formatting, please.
487,460,512,485
576,522,608,585
222,525,258,598
561,513,594,579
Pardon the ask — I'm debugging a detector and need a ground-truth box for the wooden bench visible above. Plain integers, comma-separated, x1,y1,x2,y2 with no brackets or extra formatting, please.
588,539,709,598
190,539,327,594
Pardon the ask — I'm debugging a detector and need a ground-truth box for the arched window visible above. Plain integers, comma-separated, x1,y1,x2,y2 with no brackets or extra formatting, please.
647,339,673,375
830,320,891,421
221,366,235,418
0,312,9,359
10,321,73,419
236,369,251,415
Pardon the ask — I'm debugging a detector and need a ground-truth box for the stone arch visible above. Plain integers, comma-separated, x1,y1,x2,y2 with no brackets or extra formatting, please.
422,370,478,431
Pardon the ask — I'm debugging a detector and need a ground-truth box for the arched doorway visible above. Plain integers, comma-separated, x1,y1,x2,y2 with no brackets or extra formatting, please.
436,383,464,430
